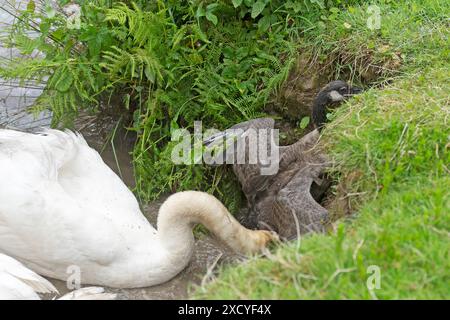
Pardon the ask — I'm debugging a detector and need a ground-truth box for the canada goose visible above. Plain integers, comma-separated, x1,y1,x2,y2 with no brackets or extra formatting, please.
204,81,362,239
0,253,115,300
0,129,277,288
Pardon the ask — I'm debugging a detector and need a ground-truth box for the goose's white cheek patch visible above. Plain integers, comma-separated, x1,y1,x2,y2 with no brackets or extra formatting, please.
328,90,345,102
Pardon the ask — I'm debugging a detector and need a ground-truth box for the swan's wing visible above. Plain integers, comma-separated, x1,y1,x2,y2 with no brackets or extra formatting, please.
58,287,117,300
0,129,79,180
51,130,146,223
0,129,143,218
0,178,124,274
0,254,58,295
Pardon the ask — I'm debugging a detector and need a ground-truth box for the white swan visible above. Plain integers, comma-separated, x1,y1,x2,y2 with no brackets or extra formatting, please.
0,129,276,288
0,253,115,300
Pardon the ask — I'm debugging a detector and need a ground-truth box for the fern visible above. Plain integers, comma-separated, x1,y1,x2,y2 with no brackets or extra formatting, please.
48,65,74,93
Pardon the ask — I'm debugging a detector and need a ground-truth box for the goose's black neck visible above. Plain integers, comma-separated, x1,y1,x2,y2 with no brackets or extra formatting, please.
311,91,331,130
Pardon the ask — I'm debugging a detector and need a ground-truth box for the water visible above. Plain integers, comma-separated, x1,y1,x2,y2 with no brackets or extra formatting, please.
0,1,51,131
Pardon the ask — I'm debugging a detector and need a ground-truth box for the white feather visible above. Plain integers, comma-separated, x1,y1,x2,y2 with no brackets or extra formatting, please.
0,253,115,300
0,253,57,300
58,287,117,300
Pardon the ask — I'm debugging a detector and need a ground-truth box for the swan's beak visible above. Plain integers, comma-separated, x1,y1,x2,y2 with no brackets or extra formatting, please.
257,230,280,248
268,231,281,246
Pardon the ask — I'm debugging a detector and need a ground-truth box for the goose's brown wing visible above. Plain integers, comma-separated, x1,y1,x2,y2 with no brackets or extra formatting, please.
270,165,330,240
278,129,321,171
230,118,277,202
250,131,330,237
230,117,275,132
234,127,323,193
233,125,330,233
279,129,331,206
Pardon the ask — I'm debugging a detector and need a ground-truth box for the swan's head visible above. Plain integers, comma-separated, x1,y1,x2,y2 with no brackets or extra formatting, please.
238,230,280,255
312,80,363,129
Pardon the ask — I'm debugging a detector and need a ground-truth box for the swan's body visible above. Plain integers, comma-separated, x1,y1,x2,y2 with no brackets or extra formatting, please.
0,129,275,288
0,253,115,300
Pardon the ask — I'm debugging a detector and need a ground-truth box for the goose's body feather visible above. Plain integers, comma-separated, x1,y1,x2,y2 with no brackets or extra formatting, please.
0,129,275,288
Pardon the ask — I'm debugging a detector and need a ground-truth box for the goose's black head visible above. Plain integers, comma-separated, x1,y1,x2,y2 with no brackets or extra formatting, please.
312,80,362,130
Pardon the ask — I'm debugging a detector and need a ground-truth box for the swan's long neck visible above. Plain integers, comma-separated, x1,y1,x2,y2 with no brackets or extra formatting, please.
156,191,271,256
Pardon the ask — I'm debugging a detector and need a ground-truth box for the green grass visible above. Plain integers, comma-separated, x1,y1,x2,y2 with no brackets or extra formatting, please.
195,178,449,299
194,0,450,299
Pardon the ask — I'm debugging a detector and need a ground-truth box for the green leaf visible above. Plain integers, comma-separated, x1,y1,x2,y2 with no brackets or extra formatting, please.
205,12,218,25
170,119,179,131
26,0,35,13
206,3,219,11
45,4,56,18
286,0,303,13
88,38,101,58
311,0,325,9
232,0,243,7
330,7,340,14
123,93,130,110
51,28,65,41
196,4,205,18
51,66,74,93
258,14,271,32
145,66,155,83
299,116,310,129
40,21,51,35
244,0,254,7
251,1,266,19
